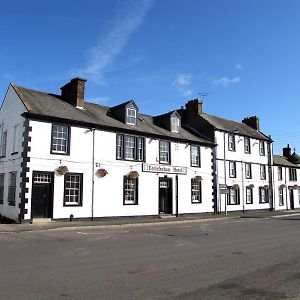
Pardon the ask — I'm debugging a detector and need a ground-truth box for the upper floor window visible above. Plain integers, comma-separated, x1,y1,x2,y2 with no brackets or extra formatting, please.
12,124,19,154
8,172,16,205
1,130,7,157
278,167,283,181
191,178,202,203
123,176,138,205
116,134,145,161
126,107,137,125
229,161,236,178
260,165,266,180
259,187,269,203
0,173,4,204
289,168,297,181
171,116,180,133
244,137,251,154
64,173,83,206
51,124,70,155
228,134,235,151
245,163,252,179
259,141,265,156
159,140,171,164
190,145,201,167
246,187,253,204
278,188,284,206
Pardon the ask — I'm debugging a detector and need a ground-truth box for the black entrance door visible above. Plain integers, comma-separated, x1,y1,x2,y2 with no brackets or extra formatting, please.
159,177,173,214
31,172,54,218
290,189,295,210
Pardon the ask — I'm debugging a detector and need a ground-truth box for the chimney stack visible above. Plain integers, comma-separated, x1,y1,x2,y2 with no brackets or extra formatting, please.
185,99,203,116
242,116,260,131
60,77,87,108
283,144,292,158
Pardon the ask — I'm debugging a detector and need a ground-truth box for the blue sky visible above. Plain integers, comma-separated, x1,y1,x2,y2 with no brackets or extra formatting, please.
0,0,300,154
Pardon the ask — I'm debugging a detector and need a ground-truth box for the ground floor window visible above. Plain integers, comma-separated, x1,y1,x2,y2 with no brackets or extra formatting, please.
0,173,4,204
191,178,202,203
298,190,300,205
64,173,83,206
8,172,16,205
246,187,253,204
259,187,269,203
123,176,138,205
228,188,240,205
279,188,284,206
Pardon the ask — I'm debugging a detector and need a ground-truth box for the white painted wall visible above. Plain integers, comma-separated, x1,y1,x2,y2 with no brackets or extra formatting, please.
0,85,26,221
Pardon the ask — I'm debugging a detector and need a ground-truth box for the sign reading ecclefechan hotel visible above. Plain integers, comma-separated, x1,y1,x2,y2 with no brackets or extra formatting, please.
142,163,187,175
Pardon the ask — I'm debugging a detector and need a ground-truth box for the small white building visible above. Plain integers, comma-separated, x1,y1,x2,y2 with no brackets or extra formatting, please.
273,145,300,210
180,99,273,213
0,78,215,222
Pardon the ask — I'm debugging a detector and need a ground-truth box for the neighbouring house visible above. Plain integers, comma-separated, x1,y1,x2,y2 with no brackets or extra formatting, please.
180,99,273,213
273,144,300,210
0,78,215,222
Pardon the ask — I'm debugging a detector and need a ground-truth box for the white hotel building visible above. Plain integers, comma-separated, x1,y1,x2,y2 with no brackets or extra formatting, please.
0,78,215,222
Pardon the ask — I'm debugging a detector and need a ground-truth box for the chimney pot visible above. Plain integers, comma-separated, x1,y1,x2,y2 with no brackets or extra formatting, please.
283,144,291,158
185,99,203,116
242,115,260,131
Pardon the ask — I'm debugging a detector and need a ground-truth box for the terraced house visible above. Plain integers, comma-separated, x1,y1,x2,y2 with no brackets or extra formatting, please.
0,78,215,222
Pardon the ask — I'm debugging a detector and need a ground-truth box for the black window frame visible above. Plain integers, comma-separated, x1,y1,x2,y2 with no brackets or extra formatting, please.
259,187,269,203
244,137,251,154
123,176,138,205
63,173,83,207
190,145,201,167
228,134,236,152
159,140,171,165
1,130,7,158
191,178,202,203
246,187,253,204
289,168,297,181
125,107,137,126
278,167,283,181
278,187,284,206
116,133,145,162
229,161,236,178
0,173,4,204
8,171,16,206
259,140,265,156
228,188,240,205
245,163,252,179
50,123,71,156
260,165,266,180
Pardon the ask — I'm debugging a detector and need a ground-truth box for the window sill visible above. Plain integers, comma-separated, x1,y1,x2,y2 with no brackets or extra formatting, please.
0,156,5,159
11,152,18,156
8,202,15,206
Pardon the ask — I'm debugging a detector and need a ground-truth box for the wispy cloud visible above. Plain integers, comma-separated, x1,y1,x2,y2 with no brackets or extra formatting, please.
173,73,194,97
235,63,243,70
75,0,154,83
213,76,240,87
89,96,111,104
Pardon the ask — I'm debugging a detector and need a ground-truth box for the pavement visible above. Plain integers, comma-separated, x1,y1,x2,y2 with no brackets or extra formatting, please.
1,209,300,233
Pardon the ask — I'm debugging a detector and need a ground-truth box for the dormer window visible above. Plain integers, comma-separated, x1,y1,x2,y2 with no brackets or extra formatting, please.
126,107,136,125
170,112,181,133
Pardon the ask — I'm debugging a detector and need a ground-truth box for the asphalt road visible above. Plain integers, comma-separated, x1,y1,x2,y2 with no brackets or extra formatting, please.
1,215,300,299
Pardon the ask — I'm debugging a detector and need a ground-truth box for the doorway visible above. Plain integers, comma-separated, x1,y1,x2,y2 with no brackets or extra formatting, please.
159,177,173,214
31,171,54,218
289,189,295,210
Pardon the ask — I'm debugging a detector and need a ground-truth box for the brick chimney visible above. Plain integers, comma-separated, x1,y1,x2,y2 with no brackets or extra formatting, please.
283,144,291,158
242,116,260,131
185,99,203,116
60,77,87,108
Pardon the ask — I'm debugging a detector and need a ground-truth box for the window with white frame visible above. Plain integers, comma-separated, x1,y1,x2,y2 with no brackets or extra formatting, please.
12,124,19,154
8,172,16,205
228,134,236,151
64,173,82,206
126,107,137,125
0,174,4,203
259,187,269,203
260,165,266,180
1,130,7,157
229,161,236,178
51,124,70,154
245,163,252,179
116,134,145,161
171,116,180,133
191,145,201,167
191,178,202,203
246,187,253,204
278,167,283,181
279,188,284,206
228,188,240,205
159,140,171,164
259,141,265,156
123,176,138,205
244,137,251,153
289,168,297,181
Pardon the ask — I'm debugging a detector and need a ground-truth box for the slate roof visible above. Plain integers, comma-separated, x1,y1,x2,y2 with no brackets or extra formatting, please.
273,155,299,167
202,112,271,141
289,152,300,165
11,84,214,146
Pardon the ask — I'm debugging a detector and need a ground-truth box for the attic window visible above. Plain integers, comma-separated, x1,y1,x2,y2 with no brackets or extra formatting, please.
171,116,180,133
126,107,136,125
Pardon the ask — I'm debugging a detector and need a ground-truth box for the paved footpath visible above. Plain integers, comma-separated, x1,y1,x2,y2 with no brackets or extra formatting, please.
1,209,300,233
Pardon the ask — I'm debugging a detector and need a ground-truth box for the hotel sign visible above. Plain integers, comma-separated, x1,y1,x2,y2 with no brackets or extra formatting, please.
142,163,187,175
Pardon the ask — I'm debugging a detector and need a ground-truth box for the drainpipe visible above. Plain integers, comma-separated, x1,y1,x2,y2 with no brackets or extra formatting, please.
285,167,288,210
91,128,95,221
267,138,274,211
175,175,178,217
223,132,227,215
241,160,245,213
